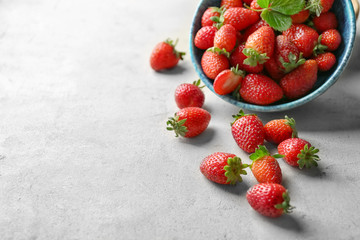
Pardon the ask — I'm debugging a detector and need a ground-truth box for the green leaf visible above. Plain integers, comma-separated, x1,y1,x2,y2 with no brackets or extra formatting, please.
257,0,271,8
261,10,292,32
270,0,305,15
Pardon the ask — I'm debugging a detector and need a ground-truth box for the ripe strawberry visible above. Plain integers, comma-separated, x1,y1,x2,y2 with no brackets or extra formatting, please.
221,0,243,9
283,24,319,58
242,20,269,42
201,47,230,80
264,116,298,145
250,0,262,16
150,38,185,71
264,57,285,81
280,60,318,100
247,183,294,218
201,7,222,27
308,0,334,16
213,65,245,95
214,24,237,52
240,74,284,106
320,29,341,51
243,26,275,67
291,9,310,23
320,0,335,13
166,107,211,138
312,12,338,33
249,145,283,184
231,110,265,153
230,44,264,73
314,52,336,71
174,79,205,109
200,152,248,185
223,7,260,31
278,138,320,169
194,26,217,50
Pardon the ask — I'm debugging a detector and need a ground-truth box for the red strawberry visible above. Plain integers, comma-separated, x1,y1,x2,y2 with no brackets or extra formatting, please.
320,29,341,51
201,7,222,27
213,65,245,95
194,26,217,50
320,0,335,14
291,9,310,23
250,0,262,16
201,47,230,80
249,145,282,184
200,152,248,185
150,38,185,71
166,107,211,138
314,52,336,71
214,24,237,52
283,24,319,58
174,80,205,109
247,183,294,218
242,20,269,42
221,0,243,9
278,138,320,169
240,74,284,105
223,7,260,31
243,26,275,67
280,60,318,100
308,0,334,16
264,57,285,81
230,45,264,73
312,12,338,33
264,116,298,145
231,110,265,153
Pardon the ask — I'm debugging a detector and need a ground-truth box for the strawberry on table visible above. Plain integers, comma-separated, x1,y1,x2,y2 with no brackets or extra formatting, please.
231,110,265,153
249,145,283,184
213,65,245,95
200,152,248,185
214,24,237,52
264,116,298,145
314,52,336,71
230,45,264,74
194,26,218,50
166,107,211,138
223,7,260,31
174,79,205,109
150,38,185,71
201,47,230,80
247,183,294,218
278,138,320,169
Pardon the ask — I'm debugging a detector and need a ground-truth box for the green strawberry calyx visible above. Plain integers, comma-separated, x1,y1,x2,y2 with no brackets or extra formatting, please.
297,144,320,169
231,64,246,77
306,0,323,17
249,145,283,168
193,79,205,89
313,36,328,56
209,6,226,29
165,38,186,60
275,190,295,214
280,52,306,74
207,47,230,58
166,114,188,137
230,109,255,126
224,156,249,185
284,115,298,138
242,48,269,67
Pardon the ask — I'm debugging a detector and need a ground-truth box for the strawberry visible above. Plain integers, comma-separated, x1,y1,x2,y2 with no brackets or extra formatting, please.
312,12,338,33
223,7,260,31
278,138,320,169
314,52,336,71
239,74,284,106
246,183,294,218
201,47,230,80
214,24,237,52
280,60,318,100
264,57,286,81
320,29,341,51
283,24,319,58
291,9,310,24
200,152,248,185
166,107,211,138
201,7,222,27
249,145,283,184
213,65,245,95
308,0,335,16
174,79,205,109
231,110,265,153
230,44,264,73
264,116,298,145
250,0,263,16
243,26,275,67
242,20,269,42
221,0,243,9
194,26,217,50
320,0,335,13
150,39,185,71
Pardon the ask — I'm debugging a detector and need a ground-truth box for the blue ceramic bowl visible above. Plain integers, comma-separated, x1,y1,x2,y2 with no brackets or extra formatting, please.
190,0,357,112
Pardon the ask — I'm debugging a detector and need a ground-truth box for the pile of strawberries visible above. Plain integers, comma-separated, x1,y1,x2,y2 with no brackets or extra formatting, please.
194,0,341,105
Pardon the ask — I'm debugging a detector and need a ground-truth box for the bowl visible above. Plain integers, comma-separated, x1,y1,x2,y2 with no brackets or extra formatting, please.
190,0,358,112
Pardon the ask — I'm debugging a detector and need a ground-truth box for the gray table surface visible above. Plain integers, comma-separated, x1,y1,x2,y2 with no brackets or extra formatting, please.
1,0,360,239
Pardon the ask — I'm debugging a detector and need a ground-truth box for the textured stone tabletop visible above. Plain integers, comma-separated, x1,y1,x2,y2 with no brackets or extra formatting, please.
1,0,360,239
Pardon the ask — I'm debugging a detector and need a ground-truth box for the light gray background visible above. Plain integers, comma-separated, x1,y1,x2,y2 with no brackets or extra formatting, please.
1,0,360,239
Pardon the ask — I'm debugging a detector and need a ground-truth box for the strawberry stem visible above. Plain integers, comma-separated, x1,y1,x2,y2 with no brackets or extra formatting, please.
165,38,186,60
280,53,306,73
249,145,283,168
242,48,269,67
230,109,254,126
284,115,298,138
166,114,188,137
313,36,328,56
223,156,248,185
275,191,295,214
297,144,320,169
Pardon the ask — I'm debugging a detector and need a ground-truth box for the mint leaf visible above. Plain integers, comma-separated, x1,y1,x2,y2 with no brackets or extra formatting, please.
257,0,271,8
261,10,292,32
270,0,305,15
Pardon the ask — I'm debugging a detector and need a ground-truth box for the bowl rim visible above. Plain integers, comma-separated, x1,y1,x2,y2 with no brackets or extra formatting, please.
189,0,357,112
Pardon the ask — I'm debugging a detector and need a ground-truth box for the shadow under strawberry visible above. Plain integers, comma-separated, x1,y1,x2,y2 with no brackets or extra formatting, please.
261,214,304,233
207,179,250,196
178,127,216,146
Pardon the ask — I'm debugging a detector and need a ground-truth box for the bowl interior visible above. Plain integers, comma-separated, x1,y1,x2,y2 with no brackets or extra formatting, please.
189,0,357,112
